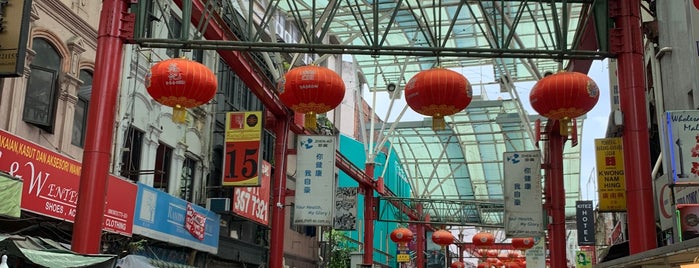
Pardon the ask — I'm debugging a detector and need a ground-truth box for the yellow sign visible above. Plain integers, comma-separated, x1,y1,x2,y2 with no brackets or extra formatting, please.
595,138,627,212
575,251,592,268
222,111,263,186
396,253,410,263
0,0,32,77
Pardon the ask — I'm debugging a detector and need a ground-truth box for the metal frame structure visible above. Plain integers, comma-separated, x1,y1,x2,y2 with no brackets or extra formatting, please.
71,1,658,268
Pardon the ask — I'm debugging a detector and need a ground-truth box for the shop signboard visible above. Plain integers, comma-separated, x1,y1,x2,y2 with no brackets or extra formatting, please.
0,129,136,236
223,111,262,186
133,183,220,253
293,135,336,226
503,151,544,237
594,137,626,211
232,160,271,225
576,200,595,246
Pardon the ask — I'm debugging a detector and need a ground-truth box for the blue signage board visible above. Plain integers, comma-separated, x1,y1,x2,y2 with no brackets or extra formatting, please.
132,183,220,253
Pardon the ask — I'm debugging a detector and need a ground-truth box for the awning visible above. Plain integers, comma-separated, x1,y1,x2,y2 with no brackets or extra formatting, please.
0,171,21,218
0,235,116,268
116,255,198,268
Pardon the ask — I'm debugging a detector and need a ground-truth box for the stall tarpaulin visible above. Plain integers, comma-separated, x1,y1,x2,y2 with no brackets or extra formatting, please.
0,234,116,267
0,171,21,218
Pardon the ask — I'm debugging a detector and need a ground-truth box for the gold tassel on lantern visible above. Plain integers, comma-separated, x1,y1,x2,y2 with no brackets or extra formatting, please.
172,104,187,124
432,115,446,131
559,117,570,136
305,111,317,131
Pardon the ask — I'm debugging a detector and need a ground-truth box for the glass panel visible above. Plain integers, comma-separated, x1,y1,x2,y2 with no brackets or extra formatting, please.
180,156,196,201
31,39,61,69
72,70,93,147
23,66,57,129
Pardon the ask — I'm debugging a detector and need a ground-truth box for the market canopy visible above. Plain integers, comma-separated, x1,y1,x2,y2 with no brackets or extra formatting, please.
0,235,116,268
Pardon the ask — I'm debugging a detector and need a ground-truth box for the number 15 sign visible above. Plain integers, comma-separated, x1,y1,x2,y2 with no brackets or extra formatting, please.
223,111,262,186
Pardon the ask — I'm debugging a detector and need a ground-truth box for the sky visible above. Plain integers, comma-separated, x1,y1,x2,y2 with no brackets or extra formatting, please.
362,59,612,203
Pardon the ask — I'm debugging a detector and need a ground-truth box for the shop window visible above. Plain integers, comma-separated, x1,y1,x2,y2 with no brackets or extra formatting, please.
72,69,92,147
180,155,197,201
23,38,61,132
120,126,144,182
154,142,173,192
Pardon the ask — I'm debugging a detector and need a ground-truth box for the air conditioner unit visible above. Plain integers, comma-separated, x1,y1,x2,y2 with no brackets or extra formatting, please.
206,198,230,213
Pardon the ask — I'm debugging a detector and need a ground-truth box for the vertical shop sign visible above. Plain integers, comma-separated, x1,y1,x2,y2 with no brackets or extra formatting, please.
223,111,262,186
293,135,336,226
185,203,206,240
333,187,358,230
594,137,626,211
503,151,544,237
576,200,595,246
0,0,32,77
232,160,271,225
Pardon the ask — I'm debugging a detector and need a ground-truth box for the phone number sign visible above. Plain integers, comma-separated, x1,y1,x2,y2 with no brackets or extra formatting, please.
232,160,271,225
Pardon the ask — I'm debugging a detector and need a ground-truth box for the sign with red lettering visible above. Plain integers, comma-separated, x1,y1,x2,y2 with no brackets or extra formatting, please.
185,203,206,240
232,160,270,225
0,129,136,236
223,111,262,186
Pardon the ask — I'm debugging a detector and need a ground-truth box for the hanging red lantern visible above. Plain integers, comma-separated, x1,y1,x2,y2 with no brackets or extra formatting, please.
511,237,535,251
529,71,599,135
477,263,491,268
431,229,454,248
146,58,217,123
279,65,345,130
504,261,522,268
472,232,496,248
450,261,466,268
405,68,473,130
390,227,414,247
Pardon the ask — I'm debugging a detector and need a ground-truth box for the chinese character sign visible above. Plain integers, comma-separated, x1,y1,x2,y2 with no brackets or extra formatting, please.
503,151,544,237
594,137,626,212
223,111,262,186
293,135,336,226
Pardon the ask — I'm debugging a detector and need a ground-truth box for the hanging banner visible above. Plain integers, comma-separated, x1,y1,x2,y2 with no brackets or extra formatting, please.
185,203,206,240
293,135,336,226
503,151,544,237
667,110,699,184
576,200,595,246
0,129,136,236
0,0,32,77
333,187,358,230
525,237,546,268
133,183,220,253
223,111,262,186
232,160,271,225
594,137,627,212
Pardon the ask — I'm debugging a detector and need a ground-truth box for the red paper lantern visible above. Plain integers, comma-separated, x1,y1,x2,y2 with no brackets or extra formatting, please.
477,263,491,268
504,261,522,268
405,68,473,130
450,261,466,268
279,65,345,130
431,229,454,247
511,237,535,251
529,71,599,134
472,232,496,248
390,227,414,246
146,58,217,123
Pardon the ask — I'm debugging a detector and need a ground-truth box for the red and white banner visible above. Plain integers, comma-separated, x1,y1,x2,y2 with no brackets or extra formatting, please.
185,203,206,240
232,160,271,225
0,129,136,236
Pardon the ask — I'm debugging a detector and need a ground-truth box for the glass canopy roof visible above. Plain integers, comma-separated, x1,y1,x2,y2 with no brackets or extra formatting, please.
139,0,602,224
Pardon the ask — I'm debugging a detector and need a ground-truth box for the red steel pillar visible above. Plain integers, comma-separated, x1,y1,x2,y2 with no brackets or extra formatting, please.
72,0,127,254
547,122,567,267
270,116,291,268
363,163,376,266
416,204,425,268
614,0,657,253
